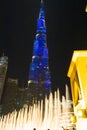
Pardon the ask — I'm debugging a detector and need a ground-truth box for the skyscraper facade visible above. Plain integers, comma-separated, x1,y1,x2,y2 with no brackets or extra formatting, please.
26,0,51,104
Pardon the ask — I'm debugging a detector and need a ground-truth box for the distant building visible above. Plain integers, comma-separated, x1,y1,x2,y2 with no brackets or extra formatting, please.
7,78,18,86
0,74,28,114
2,78,18,114
0,53,8,102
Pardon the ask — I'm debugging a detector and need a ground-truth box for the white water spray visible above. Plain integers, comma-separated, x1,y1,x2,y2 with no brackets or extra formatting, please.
0,88,74,130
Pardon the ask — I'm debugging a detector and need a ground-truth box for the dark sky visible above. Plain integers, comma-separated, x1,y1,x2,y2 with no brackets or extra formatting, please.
0,0,87,94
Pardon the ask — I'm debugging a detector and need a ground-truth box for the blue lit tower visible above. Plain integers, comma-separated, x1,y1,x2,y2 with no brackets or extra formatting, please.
26,0,51,103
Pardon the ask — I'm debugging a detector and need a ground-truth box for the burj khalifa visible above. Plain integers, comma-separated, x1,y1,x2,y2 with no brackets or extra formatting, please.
25,0,51,104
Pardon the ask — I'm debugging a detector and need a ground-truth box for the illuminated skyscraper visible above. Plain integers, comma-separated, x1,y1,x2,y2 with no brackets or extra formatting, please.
26,0,51,104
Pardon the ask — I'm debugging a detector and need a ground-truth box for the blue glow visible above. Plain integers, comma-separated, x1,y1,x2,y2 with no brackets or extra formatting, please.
29,1,51,90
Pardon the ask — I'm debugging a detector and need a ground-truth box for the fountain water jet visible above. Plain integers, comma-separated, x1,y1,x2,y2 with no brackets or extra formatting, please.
0,88,74,130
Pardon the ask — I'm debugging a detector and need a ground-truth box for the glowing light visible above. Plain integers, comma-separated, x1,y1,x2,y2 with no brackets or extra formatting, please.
85,5,87,13
77,109,87,118
28,80,32,84
0,90,74,130
70,115,77,123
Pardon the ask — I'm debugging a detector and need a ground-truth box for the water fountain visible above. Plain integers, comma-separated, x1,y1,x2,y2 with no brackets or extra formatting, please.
0,87,75,130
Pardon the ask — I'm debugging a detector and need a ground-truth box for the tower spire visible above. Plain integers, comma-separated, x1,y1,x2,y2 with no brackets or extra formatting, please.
37,0,46,35
40,0,44,7
39,0,45,19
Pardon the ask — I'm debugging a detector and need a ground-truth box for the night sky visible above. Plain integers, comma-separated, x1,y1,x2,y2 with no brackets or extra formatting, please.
0,0,87,95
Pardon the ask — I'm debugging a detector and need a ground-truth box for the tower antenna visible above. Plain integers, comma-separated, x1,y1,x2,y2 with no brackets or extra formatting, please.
41,0,43,3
